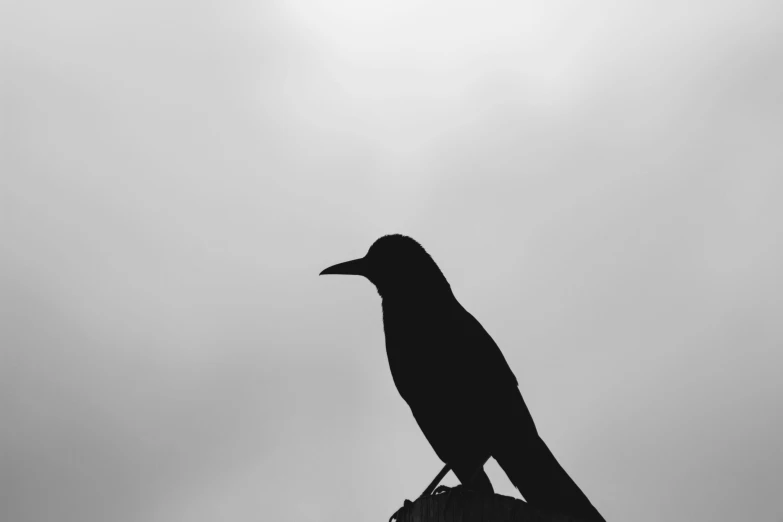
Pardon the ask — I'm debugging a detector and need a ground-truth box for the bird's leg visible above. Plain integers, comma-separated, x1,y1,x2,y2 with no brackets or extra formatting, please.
436,461,493,519
438,458,492,494
434,462,492,496
420,463,451,498
388,464,452,522
467,464,487,487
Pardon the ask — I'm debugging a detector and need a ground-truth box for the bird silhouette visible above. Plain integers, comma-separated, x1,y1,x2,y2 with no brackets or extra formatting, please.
321,234,605,521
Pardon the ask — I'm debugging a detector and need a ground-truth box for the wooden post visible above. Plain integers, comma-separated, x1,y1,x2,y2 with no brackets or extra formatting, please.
392,489,586,522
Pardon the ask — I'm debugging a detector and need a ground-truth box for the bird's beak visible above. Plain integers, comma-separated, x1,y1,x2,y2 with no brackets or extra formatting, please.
319,257,367,276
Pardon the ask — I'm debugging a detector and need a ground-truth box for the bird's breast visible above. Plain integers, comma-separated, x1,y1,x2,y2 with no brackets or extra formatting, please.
381,299,455,405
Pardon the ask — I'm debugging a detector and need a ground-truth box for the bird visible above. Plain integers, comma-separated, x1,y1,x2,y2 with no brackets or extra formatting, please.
321,234,605,521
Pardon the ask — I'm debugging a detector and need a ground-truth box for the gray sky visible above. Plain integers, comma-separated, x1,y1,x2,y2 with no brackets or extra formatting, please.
2,1,782,521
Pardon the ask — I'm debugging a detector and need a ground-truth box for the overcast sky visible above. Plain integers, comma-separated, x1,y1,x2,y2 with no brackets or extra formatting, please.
2,1,782,521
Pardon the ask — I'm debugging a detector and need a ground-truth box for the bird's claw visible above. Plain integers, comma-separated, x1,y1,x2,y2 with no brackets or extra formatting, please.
432,484,459,496
388,499,413,522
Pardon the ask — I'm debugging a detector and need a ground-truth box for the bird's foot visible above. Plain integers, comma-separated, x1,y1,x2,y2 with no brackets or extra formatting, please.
431,485,465,519
431,484,462,496
388,499,413,522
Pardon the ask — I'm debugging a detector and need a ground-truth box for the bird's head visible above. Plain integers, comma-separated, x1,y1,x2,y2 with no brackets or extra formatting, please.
320,234,450,298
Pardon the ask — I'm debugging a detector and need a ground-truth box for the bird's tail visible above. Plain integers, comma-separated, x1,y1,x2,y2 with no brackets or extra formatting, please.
495,431,605,521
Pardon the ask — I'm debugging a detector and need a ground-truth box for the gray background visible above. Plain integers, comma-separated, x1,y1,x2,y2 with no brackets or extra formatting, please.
2,1,782,521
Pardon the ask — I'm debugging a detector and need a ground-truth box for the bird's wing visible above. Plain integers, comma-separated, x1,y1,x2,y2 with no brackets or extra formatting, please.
402,300,531,464
451,301,519,392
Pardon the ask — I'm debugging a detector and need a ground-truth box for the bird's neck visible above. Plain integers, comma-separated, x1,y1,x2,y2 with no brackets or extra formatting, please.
380,286,455,313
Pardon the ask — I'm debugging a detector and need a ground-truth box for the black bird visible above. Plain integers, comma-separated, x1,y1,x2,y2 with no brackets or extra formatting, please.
321,235,604,521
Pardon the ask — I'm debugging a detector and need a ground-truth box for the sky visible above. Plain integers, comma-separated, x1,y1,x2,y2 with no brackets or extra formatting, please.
1,1,782,521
